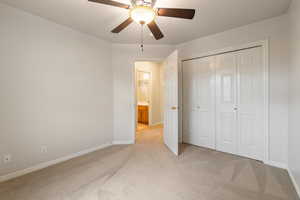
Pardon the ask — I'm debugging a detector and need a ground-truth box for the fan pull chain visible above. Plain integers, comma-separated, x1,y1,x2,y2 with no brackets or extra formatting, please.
140,23,144,52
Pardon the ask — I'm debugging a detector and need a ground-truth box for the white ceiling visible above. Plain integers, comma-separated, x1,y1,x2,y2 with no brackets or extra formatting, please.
0,0,291,44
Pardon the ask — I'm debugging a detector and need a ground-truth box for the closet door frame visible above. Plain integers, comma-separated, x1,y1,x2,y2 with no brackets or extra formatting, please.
180,40,269,163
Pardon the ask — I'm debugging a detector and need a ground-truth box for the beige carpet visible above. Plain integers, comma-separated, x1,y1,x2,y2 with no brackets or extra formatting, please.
136,123,149,132
0,126,298,200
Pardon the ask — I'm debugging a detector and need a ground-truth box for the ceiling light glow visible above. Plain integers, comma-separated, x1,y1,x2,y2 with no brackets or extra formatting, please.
130,6,156,24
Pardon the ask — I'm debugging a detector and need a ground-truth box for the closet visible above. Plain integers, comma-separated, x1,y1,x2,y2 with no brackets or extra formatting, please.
182,46,266,161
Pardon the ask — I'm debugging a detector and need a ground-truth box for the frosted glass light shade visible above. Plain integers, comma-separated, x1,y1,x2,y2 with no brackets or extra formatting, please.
130,6,156,24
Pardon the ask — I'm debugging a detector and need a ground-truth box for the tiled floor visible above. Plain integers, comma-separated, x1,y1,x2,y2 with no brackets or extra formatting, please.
0,126,298,200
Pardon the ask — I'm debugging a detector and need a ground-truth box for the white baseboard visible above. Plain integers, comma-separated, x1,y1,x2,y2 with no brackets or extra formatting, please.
264,160,288,169
0,142,112,183
287,168,300,198
113,140,135,145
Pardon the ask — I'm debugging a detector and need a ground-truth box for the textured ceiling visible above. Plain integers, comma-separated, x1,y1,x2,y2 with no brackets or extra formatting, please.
0,0,291,44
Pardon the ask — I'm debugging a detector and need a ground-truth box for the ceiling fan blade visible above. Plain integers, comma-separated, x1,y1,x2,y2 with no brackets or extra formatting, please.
147,21,164,40
157,8,195,19
88,0,130,9
130,0,136,6
111,18,133,33
151,0,157,7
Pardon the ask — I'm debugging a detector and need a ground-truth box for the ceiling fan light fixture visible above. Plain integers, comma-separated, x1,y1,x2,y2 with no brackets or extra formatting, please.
130,6,156,24
88,0,196,42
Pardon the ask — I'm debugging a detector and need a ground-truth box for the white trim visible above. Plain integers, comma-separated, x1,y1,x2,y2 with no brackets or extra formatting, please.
179,58,183,144
134,65,138,143
287,168,300,198
262,39,270,164
149,71,153,126
264,160,288,169
113,140,135,145
180,40,269,162
0,142,112,183
181,40,267,62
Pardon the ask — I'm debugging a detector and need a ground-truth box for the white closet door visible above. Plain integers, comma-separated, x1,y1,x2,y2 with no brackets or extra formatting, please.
216,52,238,155
182,57,215,149
237,47,265,161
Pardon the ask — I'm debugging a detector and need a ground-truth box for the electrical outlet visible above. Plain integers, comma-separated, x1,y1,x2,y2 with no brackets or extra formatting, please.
41,146,48,153
3,154,12,164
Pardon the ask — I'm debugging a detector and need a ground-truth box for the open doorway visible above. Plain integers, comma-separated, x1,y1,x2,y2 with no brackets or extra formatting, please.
135,61,165,142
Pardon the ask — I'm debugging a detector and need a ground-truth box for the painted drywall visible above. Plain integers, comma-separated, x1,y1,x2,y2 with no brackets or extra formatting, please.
288,0,300,193
135,61,164,126
177,15,290,166
0,3,113,176
112,44,175,143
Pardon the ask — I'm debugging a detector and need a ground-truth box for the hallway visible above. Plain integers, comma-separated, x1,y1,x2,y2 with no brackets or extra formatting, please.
136,124,163,144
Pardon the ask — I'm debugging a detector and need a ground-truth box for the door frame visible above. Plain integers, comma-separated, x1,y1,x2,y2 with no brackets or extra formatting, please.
135,69,152,126
180,40,269,162
133,59,165,143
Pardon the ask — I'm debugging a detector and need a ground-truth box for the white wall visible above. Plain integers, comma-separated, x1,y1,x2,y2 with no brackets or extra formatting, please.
135,61,163,126
288,0,300,193
177,15,290,166
0,3,113,176
112,44,175,143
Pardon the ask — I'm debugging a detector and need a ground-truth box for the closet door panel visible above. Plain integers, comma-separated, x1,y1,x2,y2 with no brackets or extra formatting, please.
216,53,238,155
196,57,215,149
183,57,215,149
237,47,265,161
183,60,197,144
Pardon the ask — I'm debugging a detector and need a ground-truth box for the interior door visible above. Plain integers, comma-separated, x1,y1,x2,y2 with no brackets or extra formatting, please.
216,52,238,155
237,47,265,161
182,57,216,149
164,50,179,155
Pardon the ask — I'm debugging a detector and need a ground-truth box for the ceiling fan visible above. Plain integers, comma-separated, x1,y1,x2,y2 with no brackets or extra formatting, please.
88,0,196,40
